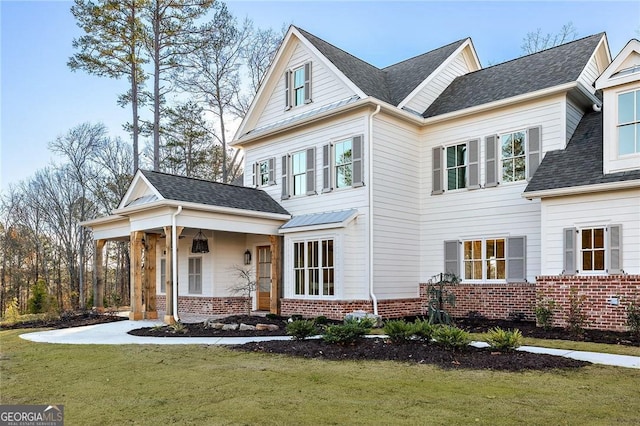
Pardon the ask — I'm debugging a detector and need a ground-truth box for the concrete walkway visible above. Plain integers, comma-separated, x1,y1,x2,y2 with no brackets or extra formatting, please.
19,320,640,369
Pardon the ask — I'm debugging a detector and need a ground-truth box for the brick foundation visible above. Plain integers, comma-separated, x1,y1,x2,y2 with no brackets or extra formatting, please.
280,298,423,320
536,275,640,331
156,295,250,318
419,282,537,322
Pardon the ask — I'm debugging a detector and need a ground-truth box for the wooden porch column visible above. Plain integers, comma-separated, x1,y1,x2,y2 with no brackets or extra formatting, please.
93,239,106,312
269,235,283,315
163,226,174,324
144,233,158,319
129,231,144,320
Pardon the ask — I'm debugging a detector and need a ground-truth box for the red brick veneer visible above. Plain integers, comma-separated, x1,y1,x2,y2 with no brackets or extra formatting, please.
536,275,640,331
156,295,250,317
280,298,423,320
420,282,537,321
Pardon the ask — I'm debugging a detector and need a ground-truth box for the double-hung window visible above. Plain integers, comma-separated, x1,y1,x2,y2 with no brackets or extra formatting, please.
501,130,526,182
563,225,623,275
432,139,479,194
446,143,467,190
617,89,640,155
322,135,364,192
160,258,166,293
281,148,316,199
253,158,275,187
188,257,202,294
484,126,541,187
284,62,312,109
445,236,526,282
291,150,307,196
294,239,334,297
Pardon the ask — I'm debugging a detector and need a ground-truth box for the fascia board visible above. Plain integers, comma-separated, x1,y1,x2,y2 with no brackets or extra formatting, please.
522,179,640,200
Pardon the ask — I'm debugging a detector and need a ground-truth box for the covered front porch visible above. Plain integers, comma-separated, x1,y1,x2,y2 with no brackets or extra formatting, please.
82,170,290,323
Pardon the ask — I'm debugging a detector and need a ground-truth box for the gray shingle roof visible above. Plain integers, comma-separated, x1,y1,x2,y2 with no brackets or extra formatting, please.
140,170,289,215
424,33,604,118
524,111,640,194
296,27,466,106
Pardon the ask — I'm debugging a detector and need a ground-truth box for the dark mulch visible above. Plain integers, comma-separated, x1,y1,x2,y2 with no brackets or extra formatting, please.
233,338,590,371
2,311,126,330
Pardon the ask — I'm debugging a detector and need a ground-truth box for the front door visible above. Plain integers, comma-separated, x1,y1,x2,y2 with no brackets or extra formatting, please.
256,246,272,311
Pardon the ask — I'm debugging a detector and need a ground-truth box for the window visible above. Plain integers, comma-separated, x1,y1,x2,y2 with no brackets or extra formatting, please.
160,258,166,293
463,238,506,280
188,257,202,294
446,143,467,190
445,237,525,282
581,228,605,272
293,239,334,297
501,130,526,182
563,225,623,275
291,150,307,196
284,62,312,109
253,158,275,187
617,89,640,155
322,136,364,192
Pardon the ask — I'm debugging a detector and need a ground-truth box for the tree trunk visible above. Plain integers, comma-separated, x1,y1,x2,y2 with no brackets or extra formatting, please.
153,5,161,172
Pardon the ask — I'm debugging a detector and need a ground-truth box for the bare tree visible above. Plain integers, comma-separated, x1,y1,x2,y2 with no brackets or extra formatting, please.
522,22,578,54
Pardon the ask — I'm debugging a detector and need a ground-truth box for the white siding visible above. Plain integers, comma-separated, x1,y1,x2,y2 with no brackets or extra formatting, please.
371,116,421,298
541,189,640,275
420,97,566,282
566,97,584,143
211,231,248,297
578,53,602,90
404,52,470,114
254,43,356,131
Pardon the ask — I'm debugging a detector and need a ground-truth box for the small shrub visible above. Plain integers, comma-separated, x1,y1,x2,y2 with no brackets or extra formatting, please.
289,314,304,322
265,313,279,320
566,287,588,336
432,325,471,351
323,318,372,345
313,315,329,325
152,324,165,332
383,319,414,343
535,297,556,330
626,301,640,336
485,327,523,351
412,319,435,342
169,322,188,334
28,280,49,314
286,319,317,340
2,298,21,324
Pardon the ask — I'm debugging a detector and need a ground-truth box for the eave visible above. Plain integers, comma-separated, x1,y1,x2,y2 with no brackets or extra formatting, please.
522,179,640,200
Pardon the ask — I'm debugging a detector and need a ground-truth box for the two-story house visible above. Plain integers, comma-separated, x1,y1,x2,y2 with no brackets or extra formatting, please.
83,27,640,330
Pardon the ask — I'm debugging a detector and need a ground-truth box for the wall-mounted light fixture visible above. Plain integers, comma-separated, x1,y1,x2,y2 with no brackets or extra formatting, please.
244,249,252,265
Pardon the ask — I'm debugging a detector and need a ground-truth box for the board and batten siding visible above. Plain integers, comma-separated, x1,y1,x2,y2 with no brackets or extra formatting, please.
403,52,471,114
540,189,640,275
419,97,566,282
371,115,421,299
566,96,584,143
253,42,356,132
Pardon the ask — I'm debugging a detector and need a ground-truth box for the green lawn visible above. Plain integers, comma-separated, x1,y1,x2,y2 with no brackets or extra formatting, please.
2,329,639,425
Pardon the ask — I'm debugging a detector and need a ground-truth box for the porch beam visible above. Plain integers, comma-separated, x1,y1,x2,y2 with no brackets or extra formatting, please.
93,239,106,312
269,235,283,315
129,231,144,320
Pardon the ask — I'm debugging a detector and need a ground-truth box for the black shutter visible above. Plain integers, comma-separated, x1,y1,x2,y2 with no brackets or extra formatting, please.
352,135,364,187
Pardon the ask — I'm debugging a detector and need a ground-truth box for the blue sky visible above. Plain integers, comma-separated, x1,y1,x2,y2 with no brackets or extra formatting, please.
1,0,638,192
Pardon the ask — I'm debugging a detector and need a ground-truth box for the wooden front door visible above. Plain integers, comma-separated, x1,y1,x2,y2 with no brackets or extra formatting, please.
256,246,272,311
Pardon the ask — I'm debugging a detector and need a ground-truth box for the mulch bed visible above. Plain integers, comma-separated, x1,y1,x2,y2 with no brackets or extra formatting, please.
2,311,126,330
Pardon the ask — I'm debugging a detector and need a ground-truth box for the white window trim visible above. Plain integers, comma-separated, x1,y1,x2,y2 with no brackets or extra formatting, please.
461,236,508,283
255,158,275,188
188,256,203,295
616,88,640,157
290,149,307,198
444,141,469,192
292,65,306,107
498,129,528,185
577,226,608,275
287,233,339,300
331,137,355,191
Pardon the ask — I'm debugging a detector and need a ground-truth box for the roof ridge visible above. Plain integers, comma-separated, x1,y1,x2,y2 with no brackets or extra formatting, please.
477,32,604,73
382,38,469,71
141,169,248,190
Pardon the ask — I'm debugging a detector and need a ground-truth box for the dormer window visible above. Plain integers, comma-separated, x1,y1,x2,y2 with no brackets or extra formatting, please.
285,62,312,110
618,89,640,155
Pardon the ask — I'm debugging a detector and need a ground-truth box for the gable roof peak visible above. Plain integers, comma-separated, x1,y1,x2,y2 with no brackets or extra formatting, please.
383,38,470,71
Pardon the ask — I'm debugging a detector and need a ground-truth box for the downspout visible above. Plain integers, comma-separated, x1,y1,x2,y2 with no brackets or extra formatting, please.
172,206,183,322
368,105,381,315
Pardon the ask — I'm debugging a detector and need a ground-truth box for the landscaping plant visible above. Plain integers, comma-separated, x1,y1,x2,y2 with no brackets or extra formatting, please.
412,318,435,342
534,296,556,330
323,318,373,345
432,325,471,350
485,327,523,351
626,300,640,336
286,319,317,340
566,287,588,336
426,272,459,325
383,319,415,343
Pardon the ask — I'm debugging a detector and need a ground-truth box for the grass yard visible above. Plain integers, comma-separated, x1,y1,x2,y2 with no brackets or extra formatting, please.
1,329,639,425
